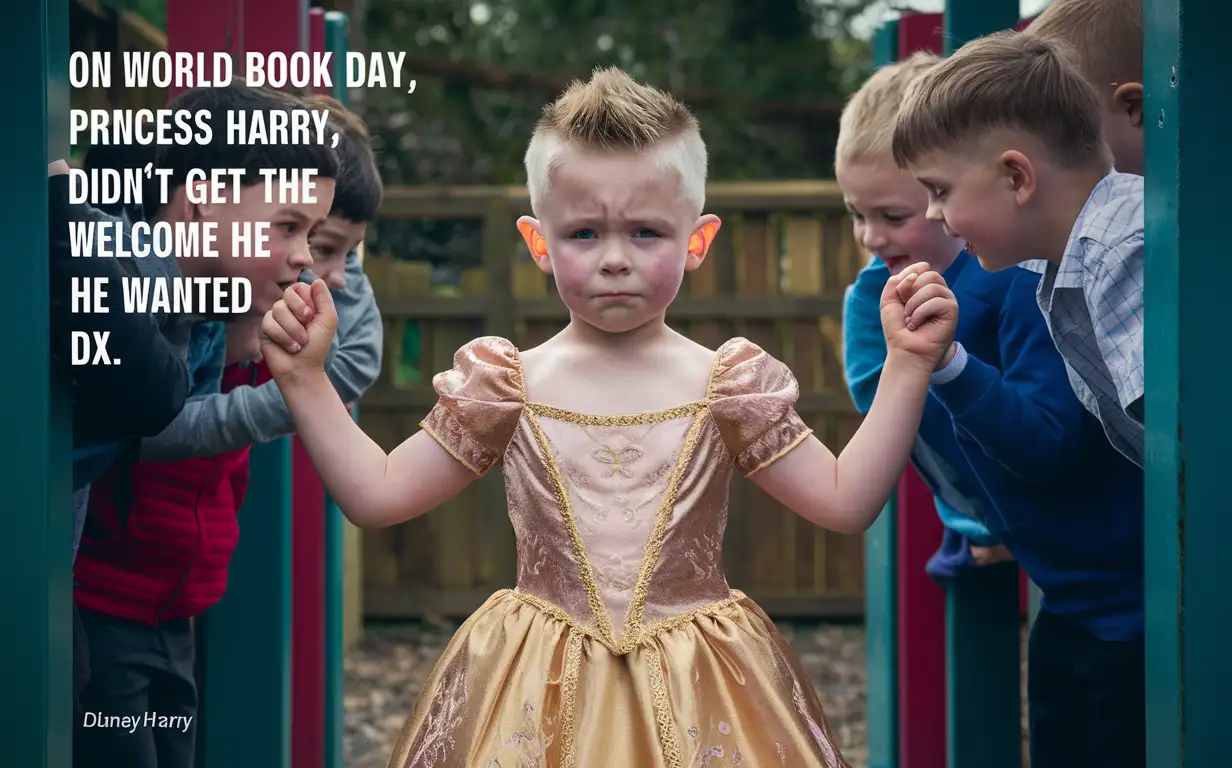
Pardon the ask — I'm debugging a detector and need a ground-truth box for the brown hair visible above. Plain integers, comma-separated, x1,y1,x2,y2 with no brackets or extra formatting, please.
891,31,1110,172
304,94,383,223
1026,0,1142,98
148,83,338,220
836,51,941,169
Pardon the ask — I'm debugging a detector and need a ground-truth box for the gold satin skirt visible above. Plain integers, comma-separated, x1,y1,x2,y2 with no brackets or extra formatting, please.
388,590,848,767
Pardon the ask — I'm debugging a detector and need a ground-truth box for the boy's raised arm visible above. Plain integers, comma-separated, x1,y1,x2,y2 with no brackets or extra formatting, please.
928,271,1088,478
263,281,477,528
138,252,384,462
753,265,956,534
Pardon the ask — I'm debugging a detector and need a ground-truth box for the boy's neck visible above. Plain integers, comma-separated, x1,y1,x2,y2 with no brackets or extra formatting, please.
563,314,674,351
1040,166,1110,265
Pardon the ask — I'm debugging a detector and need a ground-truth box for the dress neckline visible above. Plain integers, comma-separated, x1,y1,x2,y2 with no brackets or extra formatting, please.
508,337,735,423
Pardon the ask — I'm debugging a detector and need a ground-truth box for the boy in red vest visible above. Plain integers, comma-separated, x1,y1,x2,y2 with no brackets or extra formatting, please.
72,95,380,768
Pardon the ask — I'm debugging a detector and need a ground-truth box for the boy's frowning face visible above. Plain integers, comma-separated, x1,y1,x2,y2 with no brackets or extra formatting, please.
533,146,706,334
311,215,368,290
837,158,965,277
199,179,335,315
906,140,1030,272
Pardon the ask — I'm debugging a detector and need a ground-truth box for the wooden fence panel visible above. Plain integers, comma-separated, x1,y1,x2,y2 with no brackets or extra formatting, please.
361,183,870,619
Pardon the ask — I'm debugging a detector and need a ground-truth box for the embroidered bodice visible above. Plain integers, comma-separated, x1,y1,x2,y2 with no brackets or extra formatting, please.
420,336,813,654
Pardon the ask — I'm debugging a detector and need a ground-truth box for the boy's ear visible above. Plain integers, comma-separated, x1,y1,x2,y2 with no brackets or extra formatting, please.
184,179,219,220
516,216,552,274
998,150,1037,207
1113,82,1144,127
685,215,722,272
160,185,196,223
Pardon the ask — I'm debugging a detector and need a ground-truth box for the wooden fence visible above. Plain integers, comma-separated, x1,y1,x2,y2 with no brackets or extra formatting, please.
361,182,870,619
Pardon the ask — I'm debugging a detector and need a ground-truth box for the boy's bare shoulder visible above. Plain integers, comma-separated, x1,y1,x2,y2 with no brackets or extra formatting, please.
516,335,559,369
664,329,723,371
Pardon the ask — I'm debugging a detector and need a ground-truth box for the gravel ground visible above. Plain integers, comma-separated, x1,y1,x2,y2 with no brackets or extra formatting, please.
344,619,1028,767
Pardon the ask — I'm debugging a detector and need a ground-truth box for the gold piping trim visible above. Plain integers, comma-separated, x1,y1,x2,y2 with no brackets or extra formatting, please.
618,412,708,651
558,629,584,767
506,589,749,652
419,419,486,475
646,645,684,768
745,427,814,477
526,401,705,427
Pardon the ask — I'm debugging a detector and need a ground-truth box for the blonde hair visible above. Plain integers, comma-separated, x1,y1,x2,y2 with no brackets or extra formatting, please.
836,51,941,170
1026,0,1142,99
524,67,707,216
891,31,1111,172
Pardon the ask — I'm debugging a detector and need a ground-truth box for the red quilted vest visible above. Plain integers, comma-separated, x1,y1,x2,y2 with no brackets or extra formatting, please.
74,361,273,625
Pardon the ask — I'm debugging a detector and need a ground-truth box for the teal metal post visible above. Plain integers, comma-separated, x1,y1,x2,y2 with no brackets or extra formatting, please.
323,12,351,768
198,439,294,768
866,495,899,768
943,0,1020,54
864,24,899,768
940,3,1024,767
3,0,73,765
1144,0,1231,764
945,564,1021,768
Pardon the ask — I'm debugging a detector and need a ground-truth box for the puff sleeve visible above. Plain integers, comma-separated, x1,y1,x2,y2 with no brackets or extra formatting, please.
707,338,813,477
420,337,525,475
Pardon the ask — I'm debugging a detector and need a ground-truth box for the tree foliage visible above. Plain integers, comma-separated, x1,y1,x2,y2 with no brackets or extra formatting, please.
345,0,874,189
113,0,876,266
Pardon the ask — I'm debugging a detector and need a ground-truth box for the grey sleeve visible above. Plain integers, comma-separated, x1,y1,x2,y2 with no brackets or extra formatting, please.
326,250,384,404
138,252,384,462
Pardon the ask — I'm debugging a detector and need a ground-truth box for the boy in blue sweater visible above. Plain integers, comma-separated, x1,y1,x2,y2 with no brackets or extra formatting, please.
838,54,1012,578
840,52,1145,767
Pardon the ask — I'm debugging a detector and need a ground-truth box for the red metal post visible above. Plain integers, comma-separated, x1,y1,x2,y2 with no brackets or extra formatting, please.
168,3,313,765
165,2,242,100
895,467,947,768
894,16,948,768
291,440,326,768
290,11,330,768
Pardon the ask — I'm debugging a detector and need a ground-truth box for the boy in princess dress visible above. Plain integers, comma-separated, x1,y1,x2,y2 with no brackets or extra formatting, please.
262,68,957,767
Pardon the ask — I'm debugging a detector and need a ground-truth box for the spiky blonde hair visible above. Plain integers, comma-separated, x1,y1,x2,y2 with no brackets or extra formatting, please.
524,67,708,216
836,51,941,171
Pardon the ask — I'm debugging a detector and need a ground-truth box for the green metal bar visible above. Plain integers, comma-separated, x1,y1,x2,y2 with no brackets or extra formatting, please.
1142,0,1181,761
945,565,1022,768
2,0,73,765
863,23,899,768
199,438,294,768
865,494,899,768
323,13,350,768
1144,0,1231,764
942,0,1020,55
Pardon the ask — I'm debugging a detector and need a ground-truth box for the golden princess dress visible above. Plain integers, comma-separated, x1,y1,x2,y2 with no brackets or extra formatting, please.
388,336,848,768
